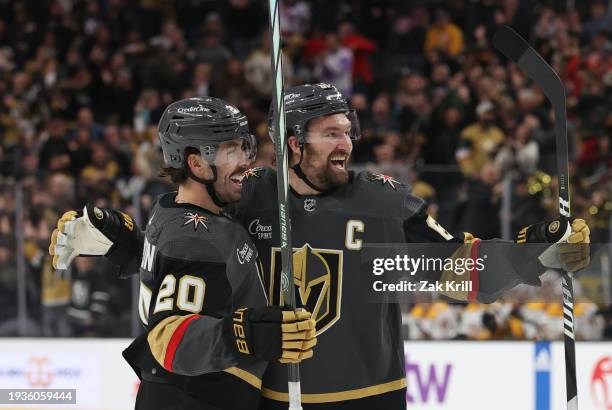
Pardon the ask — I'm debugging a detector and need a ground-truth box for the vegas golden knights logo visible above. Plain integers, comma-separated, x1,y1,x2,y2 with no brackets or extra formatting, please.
270,244,342,335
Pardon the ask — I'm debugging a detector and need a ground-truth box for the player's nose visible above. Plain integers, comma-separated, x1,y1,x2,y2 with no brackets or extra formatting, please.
336,134,352,152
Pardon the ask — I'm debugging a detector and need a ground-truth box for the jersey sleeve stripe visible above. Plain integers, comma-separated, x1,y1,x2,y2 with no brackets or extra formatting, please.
468,239,481,301
164,314,202,370
147,314,202,371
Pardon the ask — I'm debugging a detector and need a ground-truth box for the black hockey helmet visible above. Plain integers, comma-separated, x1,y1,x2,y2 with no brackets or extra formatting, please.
158,97,256,169
268,83,360,145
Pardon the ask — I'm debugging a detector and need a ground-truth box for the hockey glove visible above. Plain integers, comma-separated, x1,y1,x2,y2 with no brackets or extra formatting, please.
516,218,590,273
49,204,139,270
231,307,317,364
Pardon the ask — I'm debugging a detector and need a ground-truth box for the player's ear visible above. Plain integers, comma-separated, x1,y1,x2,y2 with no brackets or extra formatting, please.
287,135,301,162
186,152,213,180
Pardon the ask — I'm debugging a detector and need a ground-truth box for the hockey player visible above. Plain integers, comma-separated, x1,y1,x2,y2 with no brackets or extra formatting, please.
50,97,316,410
51,85,591,410
232,83,590,409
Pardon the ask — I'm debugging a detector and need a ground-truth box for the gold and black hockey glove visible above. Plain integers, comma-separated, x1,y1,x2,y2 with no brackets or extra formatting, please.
49,204,141,270
230,307,316,364
516,218,590,273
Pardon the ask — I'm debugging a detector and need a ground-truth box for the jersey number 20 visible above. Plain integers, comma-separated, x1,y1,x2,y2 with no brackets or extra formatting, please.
139,274,206,325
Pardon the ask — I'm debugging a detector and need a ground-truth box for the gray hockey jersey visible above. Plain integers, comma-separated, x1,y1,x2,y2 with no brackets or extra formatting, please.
123,192,268,409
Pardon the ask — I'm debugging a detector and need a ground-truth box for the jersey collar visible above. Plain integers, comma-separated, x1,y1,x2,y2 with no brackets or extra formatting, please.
158,192,227,218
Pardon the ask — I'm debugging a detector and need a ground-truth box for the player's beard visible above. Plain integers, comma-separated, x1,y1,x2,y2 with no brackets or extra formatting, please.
302,144,351,191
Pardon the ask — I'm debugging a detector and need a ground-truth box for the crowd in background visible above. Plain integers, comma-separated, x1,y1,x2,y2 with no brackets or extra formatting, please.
0,0,610,339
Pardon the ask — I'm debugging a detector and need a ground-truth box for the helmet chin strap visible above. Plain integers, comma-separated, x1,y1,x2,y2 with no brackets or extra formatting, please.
292,145,327,193
187,166,228,208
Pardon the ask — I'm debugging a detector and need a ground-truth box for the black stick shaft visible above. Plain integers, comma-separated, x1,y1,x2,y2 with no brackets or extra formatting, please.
493,25,577,410
267,0,302,409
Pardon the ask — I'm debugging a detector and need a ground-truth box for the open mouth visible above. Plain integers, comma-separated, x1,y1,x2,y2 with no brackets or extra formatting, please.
229,172,244,187
329,154,347,171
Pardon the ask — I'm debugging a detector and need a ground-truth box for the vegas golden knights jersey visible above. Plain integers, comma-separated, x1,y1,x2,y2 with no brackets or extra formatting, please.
122,193,268,410
231,167,546,408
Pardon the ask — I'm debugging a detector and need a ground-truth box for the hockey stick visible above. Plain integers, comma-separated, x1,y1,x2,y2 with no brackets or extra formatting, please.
492,25,577,410
267,1,302,409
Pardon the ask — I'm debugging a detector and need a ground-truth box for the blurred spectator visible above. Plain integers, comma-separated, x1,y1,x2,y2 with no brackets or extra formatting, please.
80,143,120,203
103,125,132,178
0,237,18,332
47,173,76,213
224,0,267,58
67,257,118,337
424,8,464,58
74,107,104,141
244,31,294,98
338,21,376,88
38,251,70,337
407,302,460,340
191,62,212,97
587,190,611,243
582,0,612,43
69,128,93,175
423,106,463,170
38,118,72,174
494,116,540,175
457,303,508,340
215,58,254,106
313,32,354,97
456,100,506,178
362,93,400,136
462,162,503,238
280,0,311,36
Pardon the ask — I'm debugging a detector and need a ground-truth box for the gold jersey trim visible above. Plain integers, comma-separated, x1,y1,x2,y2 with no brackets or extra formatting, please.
261,378,406,403
223,367,262,389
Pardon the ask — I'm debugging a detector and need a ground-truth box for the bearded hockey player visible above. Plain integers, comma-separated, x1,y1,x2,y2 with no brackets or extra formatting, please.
235,84,590,410
51,97,316,410
51,85,590,410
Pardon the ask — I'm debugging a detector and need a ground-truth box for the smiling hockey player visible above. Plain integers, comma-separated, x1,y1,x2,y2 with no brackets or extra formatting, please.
51,97,316,410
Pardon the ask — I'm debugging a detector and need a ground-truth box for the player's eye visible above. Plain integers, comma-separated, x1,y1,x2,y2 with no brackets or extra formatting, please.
241,140,250,152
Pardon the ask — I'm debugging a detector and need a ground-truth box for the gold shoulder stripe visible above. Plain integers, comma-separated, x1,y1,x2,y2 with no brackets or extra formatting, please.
261,378,406,403
223,367,262,389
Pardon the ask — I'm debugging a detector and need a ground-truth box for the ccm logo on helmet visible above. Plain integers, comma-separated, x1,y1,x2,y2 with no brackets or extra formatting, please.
177,104,210,113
